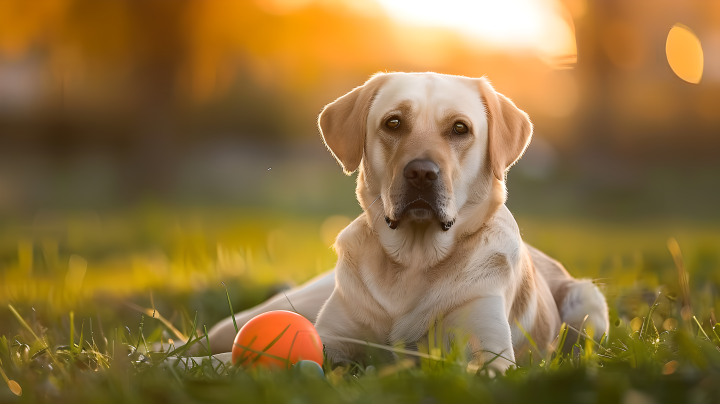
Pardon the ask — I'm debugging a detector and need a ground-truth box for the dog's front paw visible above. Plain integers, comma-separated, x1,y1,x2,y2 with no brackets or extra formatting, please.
323,345,353,368
467,355,514,376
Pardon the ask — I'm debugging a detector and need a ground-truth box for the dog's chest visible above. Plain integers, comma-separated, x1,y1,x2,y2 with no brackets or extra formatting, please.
360,262,430,318
356,237,510,342
359,253,472,321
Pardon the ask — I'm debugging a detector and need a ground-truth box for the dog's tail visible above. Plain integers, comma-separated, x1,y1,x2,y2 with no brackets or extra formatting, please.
558,279,609,345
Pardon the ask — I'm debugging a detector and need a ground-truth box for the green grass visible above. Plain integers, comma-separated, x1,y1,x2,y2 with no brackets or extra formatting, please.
1,209,720,403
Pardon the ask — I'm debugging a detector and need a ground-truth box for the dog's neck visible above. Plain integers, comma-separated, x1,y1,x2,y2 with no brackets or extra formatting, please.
357,169,506,270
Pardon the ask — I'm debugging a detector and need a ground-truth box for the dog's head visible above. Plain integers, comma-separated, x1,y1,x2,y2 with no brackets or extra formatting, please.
319,72,532,234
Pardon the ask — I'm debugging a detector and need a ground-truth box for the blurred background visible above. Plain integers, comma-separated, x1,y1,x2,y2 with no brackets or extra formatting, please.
0,0,719,338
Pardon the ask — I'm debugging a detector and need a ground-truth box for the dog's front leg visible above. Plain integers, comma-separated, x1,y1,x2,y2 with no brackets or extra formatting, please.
314,289,367,366
443,296,515,374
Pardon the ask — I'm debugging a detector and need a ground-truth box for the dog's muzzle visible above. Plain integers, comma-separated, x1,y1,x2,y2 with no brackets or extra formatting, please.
384,159,454,231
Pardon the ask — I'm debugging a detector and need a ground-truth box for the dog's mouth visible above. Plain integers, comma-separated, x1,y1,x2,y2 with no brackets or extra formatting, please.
403,199,435,221
384,198,454,231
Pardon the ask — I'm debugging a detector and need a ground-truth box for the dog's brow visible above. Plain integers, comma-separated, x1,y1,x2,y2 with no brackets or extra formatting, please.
439,109,474,132
380,100,414,120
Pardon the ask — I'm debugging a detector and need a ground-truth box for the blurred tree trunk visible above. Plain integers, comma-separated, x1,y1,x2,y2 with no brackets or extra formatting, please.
123,1,188,202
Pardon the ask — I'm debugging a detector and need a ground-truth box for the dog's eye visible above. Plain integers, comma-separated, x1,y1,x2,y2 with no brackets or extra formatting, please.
452,122,468,134
386,118,401,129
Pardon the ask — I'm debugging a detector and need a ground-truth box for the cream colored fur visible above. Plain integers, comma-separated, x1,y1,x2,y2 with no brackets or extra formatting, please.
207,72,609,373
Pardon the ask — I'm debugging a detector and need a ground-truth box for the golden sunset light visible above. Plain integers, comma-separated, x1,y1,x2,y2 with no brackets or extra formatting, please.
376,0,576,58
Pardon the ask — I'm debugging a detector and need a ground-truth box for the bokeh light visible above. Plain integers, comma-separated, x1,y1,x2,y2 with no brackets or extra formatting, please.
666,23,704,84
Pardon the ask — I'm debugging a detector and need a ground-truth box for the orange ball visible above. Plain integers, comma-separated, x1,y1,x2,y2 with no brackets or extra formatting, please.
231,310,324,369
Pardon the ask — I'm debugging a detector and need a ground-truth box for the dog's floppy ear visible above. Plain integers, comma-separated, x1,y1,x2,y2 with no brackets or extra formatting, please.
318,73,389,175
478,78,533,181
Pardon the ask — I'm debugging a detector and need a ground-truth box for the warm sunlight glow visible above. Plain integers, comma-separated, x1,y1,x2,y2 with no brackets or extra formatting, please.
376,0,576,58
666,23,703,84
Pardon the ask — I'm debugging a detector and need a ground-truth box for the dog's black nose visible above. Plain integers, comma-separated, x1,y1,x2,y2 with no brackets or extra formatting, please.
403,159,439,189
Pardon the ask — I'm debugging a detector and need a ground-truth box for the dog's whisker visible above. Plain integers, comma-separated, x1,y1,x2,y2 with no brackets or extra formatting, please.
366,194,382,211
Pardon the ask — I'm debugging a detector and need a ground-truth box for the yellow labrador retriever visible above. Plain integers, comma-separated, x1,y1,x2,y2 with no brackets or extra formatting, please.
208,72,608,372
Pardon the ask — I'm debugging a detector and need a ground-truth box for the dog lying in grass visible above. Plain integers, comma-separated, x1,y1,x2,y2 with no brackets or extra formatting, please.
209,72,609,373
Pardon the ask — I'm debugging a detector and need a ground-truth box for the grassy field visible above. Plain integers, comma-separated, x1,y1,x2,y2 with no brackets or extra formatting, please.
1,208,720,403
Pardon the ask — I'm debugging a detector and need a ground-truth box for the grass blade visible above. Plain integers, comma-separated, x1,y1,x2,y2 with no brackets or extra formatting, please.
232,342,291,365
514,317,540,353
235,335,257,365
550,323,569,369
69,311,74,355
693,316,711,341
286,331,300,369
8,305,67,377
190,312,199,341
135,315,145,351
247,324,291,367
78,320,85,355
319,335,445,361
123,301,188,342
283,292,298,314
221,282,239,335
203,325,212,361
158,336,203,363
